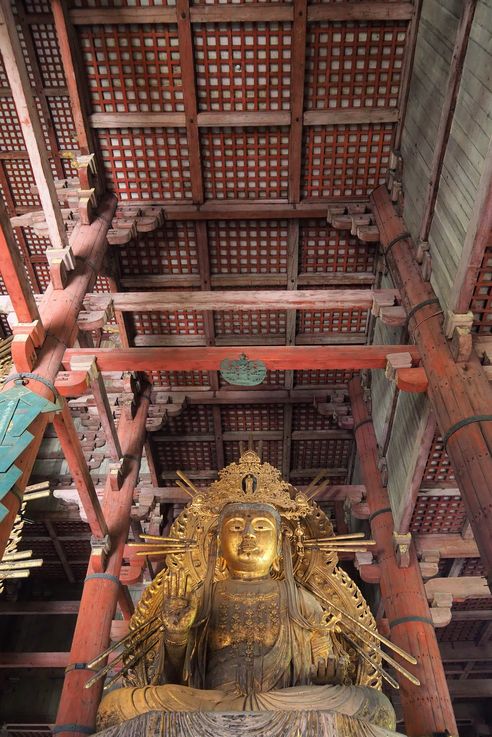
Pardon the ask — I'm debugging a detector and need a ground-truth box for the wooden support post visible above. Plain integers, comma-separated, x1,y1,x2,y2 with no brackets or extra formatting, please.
349,377,457,737
52,400,109,539
371,185,492,591
0,199,40,324
55,384,150,737
0,0,67,250
0,195,116,560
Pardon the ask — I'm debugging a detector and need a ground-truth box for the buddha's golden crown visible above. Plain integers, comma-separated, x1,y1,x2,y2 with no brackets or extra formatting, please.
188,451,313,520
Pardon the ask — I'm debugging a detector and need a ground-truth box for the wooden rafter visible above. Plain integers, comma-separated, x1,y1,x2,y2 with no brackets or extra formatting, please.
288,0,307,203
0,0,67,249
69,3,414,25
176,0,204,204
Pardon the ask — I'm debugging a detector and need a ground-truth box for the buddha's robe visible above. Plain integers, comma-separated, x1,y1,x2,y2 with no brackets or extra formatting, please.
97,579,395,732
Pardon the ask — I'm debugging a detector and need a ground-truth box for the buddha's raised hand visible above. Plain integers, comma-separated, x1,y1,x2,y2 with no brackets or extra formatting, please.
161,571,198,641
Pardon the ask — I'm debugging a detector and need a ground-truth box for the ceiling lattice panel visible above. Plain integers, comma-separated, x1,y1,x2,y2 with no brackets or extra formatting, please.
194,21,292,112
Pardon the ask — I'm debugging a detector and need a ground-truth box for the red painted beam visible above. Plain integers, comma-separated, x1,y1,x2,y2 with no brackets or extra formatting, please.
0,196,116,561
350,378,457,737
55,385,151,737
63,344,420,372
371,185,492,592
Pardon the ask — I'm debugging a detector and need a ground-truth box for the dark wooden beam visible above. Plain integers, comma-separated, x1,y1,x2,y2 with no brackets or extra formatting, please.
44,520,75,585
69,3,414,24
288,0,307,203
64,344,419,373
393,0,423,151
446,680,492,699
452,138,492,313
120,272,377,290
415,535,479,559
115,200,369,221
419,0,478,242
0,652,70,668
176,0,203,204
440,643,492,662
52,401,109,538
0,601,80,615
452,610,492,622
306,2,414,21
397,410,437,534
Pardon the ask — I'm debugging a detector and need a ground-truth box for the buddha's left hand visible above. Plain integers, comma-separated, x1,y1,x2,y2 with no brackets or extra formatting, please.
309,655,348,685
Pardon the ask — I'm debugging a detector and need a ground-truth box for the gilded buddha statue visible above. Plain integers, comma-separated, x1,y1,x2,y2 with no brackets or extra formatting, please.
91,452,417,737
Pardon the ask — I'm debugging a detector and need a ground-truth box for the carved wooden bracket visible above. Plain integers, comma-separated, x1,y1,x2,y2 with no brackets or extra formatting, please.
419,549,440,579
393,531,411,567
415,240,432,282
107,205,164,246
46,245,76,290
444,310,474,362
371,289,406,327
425,576,490,627
429,592,453,628
385,351,413,382
326,202,380,243
78,294,114,332
90,533,111,573
354,551,381,583
11,319,46,372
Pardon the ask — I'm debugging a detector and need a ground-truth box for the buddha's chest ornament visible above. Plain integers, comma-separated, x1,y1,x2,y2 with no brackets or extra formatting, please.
209,582,282,658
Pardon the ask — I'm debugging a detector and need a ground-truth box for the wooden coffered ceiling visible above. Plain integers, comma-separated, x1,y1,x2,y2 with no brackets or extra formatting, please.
0,0,491,731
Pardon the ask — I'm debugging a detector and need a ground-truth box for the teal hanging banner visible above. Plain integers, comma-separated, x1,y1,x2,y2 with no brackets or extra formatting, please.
0,384,59,521
220,353,267,387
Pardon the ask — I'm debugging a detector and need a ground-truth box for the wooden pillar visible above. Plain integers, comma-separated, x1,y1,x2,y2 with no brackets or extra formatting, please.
371,185,492,592
0,195,116,560
349,377,457,737
54,384,151,737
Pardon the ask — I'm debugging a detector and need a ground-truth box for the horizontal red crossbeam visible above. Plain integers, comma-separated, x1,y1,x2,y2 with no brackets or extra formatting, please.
63,345,420,372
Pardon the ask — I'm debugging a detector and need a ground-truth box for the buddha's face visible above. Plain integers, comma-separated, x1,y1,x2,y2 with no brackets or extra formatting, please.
219,503,280,579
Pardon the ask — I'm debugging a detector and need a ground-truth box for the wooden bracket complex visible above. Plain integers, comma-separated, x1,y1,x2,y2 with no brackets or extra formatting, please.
415,240,432,282
46,245,76,290
385,352,429,394
371,290,406,328
393,531,412,567
78,294,114,333
444,310,474,362
90,533,111,573
326,203,380,243
11,320,46,372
